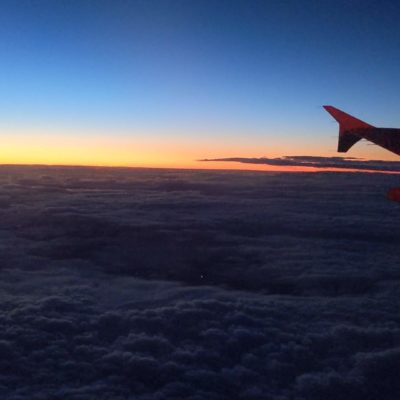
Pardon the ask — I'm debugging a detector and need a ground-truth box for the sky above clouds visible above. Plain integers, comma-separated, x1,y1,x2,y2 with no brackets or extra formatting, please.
1,0,400,166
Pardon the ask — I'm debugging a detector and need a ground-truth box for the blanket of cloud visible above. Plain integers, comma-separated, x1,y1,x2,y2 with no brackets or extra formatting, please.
0,165,400,400
200,155,400,172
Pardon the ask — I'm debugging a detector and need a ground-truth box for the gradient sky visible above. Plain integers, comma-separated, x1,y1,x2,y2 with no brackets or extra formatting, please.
1,0,400,168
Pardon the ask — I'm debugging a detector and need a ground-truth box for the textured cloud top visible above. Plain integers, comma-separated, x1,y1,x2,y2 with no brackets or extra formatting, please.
0,166,399,399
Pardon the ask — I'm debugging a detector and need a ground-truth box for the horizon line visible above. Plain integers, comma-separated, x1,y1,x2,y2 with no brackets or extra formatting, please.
0,162,399,175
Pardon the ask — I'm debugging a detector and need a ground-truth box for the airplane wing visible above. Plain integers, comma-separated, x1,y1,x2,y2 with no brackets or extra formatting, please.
323,105,400,156
324,105,400,201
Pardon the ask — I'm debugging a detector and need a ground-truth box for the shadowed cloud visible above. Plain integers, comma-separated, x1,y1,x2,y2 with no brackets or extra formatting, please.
0,165,399,399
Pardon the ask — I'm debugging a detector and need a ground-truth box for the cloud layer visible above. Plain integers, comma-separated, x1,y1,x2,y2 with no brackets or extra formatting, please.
0,165,399,399
200,155,400,172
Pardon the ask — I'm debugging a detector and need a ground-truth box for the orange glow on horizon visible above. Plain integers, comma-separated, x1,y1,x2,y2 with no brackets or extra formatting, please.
1,124,399,174
0,126,293,169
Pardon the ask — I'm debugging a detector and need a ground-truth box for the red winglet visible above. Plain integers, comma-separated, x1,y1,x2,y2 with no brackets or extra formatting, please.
323,106,374,153
323,106,373,133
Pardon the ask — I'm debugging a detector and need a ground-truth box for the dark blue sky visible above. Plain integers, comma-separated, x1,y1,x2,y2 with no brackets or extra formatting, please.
1,0,400,165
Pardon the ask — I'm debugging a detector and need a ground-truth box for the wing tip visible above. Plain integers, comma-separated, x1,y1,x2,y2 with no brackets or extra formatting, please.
322,105,334,113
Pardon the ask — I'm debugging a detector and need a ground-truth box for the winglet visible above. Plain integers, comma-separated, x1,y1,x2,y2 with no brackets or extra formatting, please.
323,105,373,153
323,106,373,132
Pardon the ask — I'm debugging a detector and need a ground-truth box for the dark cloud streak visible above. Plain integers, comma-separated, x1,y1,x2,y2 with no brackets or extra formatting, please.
200,155,400,172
